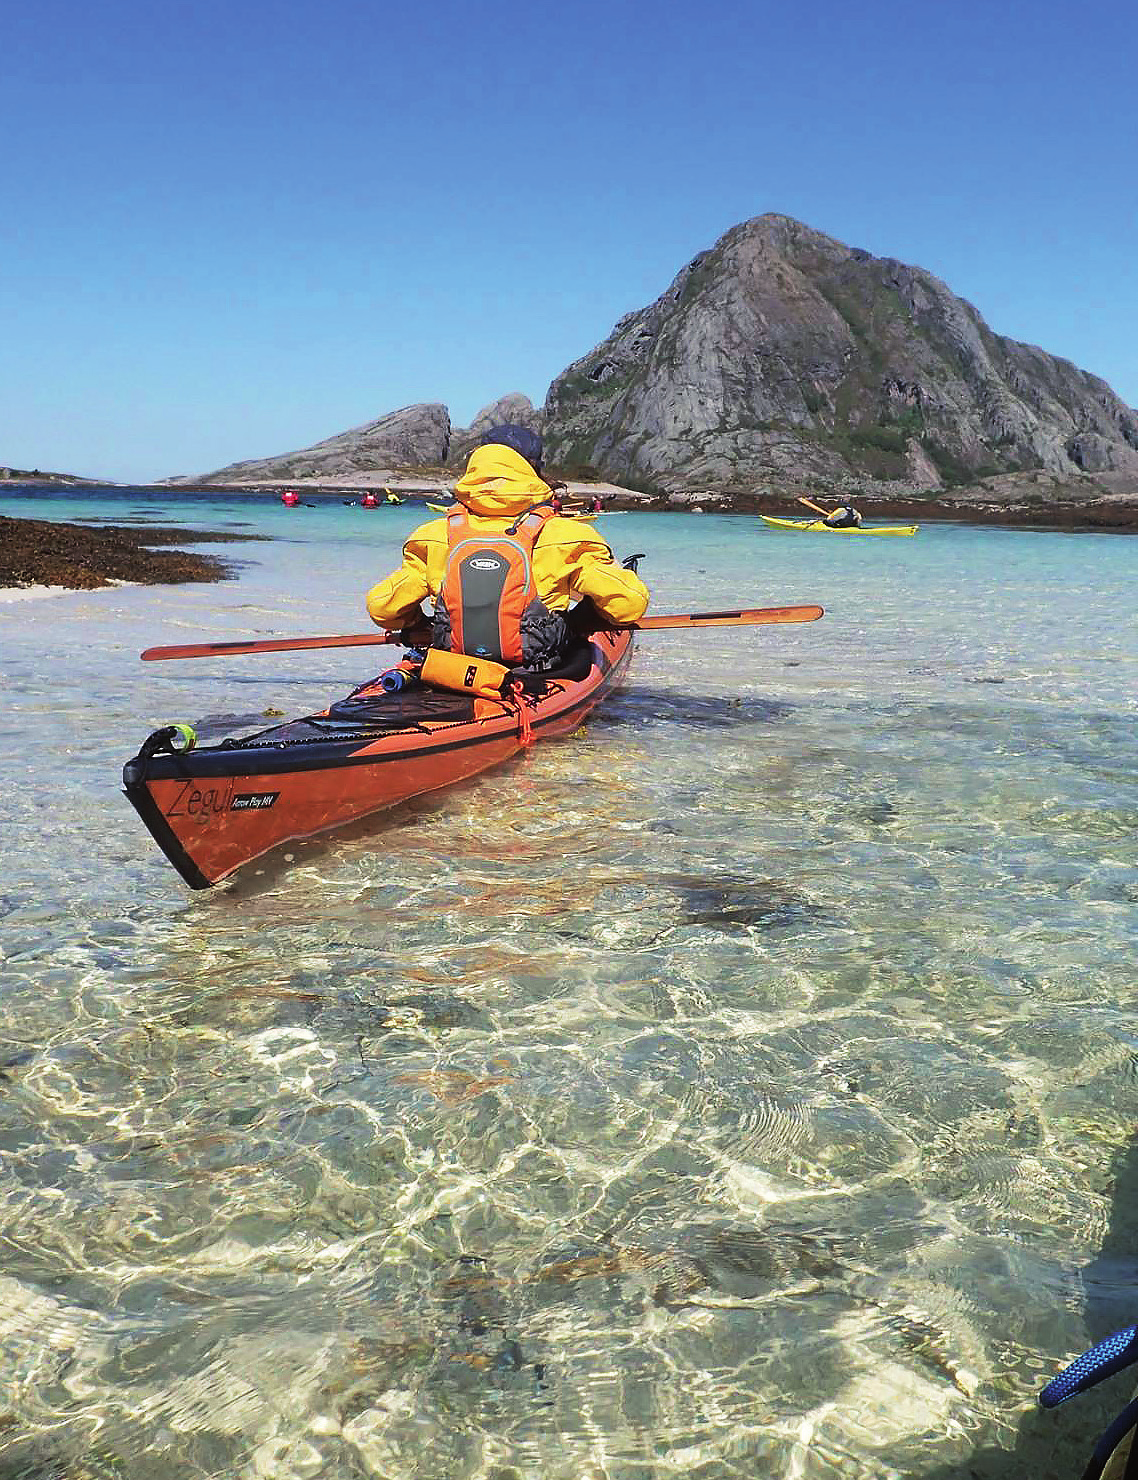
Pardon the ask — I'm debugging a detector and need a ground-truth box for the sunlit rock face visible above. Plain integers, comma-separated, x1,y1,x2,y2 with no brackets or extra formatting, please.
447,393,544,467
180,403,452,483
542,213,1138,495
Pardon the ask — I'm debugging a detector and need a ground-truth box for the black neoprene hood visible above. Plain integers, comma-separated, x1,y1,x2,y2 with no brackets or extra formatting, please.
479,423,543,475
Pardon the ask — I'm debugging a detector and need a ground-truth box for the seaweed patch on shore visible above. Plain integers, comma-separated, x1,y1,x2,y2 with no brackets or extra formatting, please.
0,515,262,590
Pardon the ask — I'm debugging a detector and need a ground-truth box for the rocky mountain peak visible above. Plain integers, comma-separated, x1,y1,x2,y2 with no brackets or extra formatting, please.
544,217,1138,494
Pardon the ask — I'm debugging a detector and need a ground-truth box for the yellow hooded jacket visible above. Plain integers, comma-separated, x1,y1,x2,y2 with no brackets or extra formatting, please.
365,444,650,632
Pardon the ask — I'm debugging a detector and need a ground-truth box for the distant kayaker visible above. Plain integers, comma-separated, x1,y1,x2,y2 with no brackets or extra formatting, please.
798,493,862,528
588,494,603,514
365,424,650,670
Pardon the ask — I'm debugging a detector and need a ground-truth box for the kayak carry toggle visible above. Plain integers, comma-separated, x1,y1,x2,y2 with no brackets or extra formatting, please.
134,723,198,760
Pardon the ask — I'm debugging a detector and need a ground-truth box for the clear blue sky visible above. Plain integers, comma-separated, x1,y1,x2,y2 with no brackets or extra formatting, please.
2,0,1135,482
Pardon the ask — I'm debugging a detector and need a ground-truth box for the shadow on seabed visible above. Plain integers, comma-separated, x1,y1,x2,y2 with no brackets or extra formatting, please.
922,1135,1138,1479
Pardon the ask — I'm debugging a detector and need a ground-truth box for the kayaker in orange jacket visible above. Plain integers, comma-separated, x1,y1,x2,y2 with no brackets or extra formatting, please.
366,425,649,669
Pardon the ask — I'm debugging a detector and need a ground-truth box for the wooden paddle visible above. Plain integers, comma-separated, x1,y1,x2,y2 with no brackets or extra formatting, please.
797,495,836,519
140,604,824,661
142,632,409,660
634,605,823,630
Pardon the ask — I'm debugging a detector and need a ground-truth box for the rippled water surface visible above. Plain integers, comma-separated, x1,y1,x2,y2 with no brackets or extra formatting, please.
2,490,1137,1478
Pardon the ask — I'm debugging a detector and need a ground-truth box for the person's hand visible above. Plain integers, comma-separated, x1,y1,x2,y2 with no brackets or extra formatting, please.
566,597,615,636
392,610,431,646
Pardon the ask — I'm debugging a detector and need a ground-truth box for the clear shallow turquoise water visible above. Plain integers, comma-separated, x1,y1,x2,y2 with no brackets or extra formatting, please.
1,489,1137,1478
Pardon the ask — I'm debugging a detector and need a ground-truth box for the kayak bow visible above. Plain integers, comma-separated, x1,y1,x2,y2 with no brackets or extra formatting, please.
123,631,633,888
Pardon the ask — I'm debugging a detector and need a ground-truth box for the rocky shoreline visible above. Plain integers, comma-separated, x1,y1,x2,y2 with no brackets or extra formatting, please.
161,475,1138,531
2,474,1134,597
0,515,261,591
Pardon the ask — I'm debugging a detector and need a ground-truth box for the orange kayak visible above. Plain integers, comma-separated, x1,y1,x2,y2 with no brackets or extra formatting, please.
123,630,633,888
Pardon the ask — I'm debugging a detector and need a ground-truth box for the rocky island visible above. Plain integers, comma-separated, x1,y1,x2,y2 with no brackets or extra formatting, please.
8,215,1138,531
161,217,1138,528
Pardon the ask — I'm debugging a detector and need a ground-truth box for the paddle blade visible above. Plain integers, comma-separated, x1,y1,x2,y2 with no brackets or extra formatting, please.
141,632,403,661
632,604,824,630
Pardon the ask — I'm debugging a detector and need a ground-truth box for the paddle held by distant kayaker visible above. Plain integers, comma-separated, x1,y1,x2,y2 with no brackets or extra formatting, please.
365,425,649,670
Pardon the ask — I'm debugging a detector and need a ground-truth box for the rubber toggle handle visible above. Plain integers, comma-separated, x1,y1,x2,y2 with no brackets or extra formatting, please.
1039,1324,1138,1408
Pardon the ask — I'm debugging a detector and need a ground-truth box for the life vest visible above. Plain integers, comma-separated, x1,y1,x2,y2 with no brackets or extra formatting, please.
431,507,567,668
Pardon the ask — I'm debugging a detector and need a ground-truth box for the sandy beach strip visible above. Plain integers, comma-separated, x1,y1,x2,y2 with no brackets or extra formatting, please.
0,584,77,603
0,580,142,603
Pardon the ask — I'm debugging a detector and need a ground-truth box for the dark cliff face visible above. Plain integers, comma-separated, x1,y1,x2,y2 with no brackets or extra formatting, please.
542,215,1138,494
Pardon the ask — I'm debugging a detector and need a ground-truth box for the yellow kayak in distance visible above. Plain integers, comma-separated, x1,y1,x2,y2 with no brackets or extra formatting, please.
759,514,919,537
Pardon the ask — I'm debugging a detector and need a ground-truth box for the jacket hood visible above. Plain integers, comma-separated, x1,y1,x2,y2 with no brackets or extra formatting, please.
452,444,552,517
